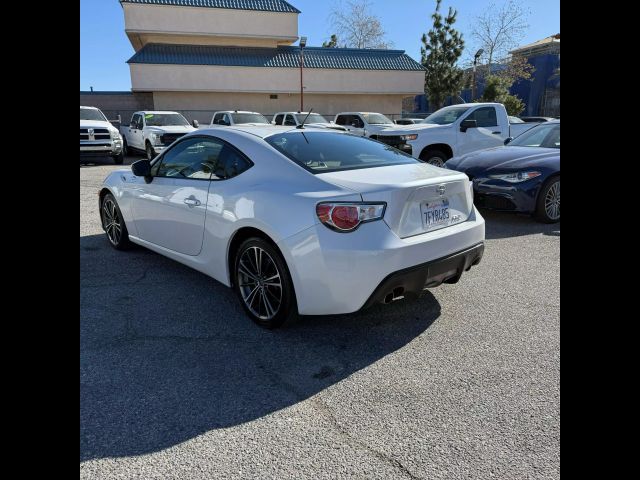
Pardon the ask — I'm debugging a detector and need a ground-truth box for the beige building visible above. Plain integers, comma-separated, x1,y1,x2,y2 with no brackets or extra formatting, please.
119,0,425,122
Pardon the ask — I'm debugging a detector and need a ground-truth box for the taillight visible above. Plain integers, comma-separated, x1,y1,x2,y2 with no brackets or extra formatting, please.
316,202,386,232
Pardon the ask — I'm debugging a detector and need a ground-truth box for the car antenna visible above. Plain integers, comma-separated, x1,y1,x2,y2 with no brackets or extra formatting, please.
296,108,313,129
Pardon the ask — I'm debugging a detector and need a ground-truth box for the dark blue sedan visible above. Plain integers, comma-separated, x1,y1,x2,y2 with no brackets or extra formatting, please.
445,121,560,223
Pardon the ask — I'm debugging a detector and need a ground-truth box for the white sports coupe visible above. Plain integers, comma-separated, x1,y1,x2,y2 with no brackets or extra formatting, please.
99,126,485,328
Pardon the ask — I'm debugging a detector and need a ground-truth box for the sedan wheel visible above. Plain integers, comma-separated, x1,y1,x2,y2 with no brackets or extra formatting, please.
101,194,131,249
535,177,560,223
234,238,297,329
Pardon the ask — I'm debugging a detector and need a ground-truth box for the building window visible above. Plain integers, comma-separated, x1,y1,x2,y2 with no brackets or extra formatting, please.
270,94,278,99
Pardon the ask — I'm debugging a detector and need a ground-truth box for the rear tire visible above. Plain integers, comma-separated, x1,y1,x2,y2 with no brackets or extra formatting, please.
100,193,131,250
233,238,298,329
420,149,448,167
534,176,560,223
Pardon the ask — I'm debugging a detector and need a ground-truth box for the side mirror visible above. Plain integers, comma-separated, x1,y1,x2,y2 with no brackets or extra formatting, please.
460,119,477,132
110,115,121,126
192,119,199,128
130,121,136,129
504,137,513,145
351,122,359,128
131,159,151,179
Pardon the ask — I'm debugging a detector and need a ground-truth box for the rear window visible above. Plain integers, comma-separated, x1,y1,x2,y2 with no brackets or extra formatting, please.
264,131,419,174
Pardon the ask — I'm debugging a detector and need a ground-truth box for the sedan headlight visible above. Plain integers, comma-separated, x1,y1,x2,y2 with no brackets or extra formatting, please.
401,134,418,141
489,171,542,183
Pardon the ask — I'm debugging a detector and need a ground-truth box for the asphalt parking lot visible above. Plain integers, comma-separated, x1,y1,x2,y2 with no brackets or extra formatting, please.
80,155,560,479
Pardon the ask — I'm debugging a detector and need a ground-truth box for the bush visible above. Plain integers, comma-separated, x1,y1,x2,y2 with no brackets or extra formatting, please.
478,75,525,116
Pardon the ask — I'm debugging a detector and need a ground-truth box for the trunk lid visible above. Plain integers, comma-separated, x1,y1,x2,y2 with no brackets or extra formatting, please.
317,163,473,238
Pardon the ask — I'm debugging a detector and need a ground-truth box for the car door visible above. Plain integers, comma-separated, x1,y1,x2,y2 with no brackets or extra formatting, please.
127,114,142,149
456,106,504,155
130,136,224,256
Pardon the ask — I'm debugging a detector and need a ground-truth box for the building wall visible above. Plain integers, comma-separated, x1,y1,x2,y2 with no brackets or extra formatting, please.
80,92,154,121
130,64,425,95
129,33,287,48
152,91,411,122
122,3,298,50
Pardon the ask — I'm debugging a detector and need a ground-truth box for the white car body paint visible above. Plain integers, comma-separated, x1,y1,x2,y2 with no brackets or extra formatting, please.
101,126,485,315
120,110,196,155
333,112,403,137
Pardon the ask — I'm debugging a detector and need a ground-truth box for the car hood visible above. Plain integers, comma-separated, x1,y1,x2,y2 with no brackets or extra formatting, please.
145,125,196,134
80,119,114,129
447,146,560,173
378,123,447,135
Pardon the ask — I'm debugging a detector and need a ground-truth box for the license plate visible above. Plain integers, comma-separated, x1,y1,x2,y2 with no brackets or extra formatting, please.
421,198,450,230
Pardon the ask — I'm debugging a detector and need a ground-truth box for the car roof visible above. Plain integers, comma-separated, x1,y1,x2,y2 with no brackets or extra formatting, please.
199,124,344,139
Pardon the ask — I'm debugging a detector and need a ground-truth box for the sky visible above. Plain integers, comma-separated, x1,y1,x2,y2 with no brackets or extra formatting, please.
79,0,560,91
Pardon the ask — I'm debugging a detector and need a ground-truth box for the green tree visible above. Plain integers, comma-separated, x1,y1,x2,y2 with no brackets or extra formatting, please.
421,0,465,110
478,75,525,115
322,34,339,48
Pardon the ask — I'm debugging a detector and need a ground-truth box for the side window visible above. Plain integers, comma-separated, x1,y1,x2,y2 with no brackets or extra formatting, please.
335,115,347,125
217,144,253,180
284,115,297,126
131,114,141,128
212,113,222,124
155,137,224,180
465,107,497,128
223,114,231,126
353,116,365,128
274,114,284,125
137,115,145,130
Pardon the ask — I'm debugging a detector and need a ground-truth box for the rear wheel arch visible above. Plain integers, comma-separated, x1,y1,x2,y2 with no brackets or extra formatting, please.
227,227,287,287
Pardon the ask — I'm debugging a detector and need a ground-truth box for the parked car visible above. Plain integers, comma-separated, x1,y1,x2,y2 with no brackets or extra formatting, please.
80,106,124,164
371,103,537,167
519,116,555,123
120,111,198,160
333,112,401,137
445,120,560,223
272,111,347,131
395,118,425,125
210,111,270,126
99,126,485,328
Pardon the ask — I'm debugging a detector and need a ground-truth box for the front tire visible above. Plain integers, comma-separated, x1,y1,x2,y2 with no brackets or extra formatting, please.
233,238,298,329
146,142,155,161
112,152,124,165
420,149,448,167
100,193,131,250
535,176,560,223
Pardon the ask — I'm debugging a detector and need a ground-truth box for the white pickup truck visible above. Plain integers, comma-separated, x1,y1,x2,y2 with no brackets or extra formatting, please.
80,106,124,164
120,111,198,160
209,111,271,127
272,111,347,131
333,112,401,137
372,103,538,166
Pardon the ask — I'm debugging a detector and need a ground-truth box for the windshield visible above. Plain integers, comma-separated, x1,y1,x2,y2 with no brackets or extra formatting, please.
510,123,560,148
145,113,189,126
80,108,107,122
265,131,419,174
362,113,394,125
294,113,329,124
231,113,269,124
422,107,471,125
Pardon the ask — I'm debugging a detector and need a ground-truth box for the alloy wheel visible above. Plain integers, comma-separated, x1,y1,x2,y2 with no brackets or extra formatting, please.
427,157,445,167
102,198,122,245
544,180,560,221
237,246,283,320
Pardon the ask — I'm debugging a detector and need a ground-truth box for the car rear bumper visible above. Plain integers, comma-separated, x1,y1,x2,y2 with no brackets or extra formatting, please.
360,242,484,310
277,206,485,315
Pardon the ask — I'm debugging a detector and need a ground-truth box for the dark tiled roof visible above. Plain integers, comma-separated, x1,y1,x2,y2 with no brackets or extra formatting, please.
128,44,425,71
120,0,300,13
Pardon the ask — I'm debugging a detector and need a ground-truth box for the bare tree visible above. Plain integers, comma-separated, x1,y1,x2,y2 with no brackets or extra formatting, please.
471,0,529,70
329,0,392,49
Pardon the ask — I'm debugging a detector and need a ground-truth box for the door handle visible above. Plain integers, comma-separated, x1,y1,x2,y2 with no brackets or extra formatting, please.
183,197,201,207
492,131,501,135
